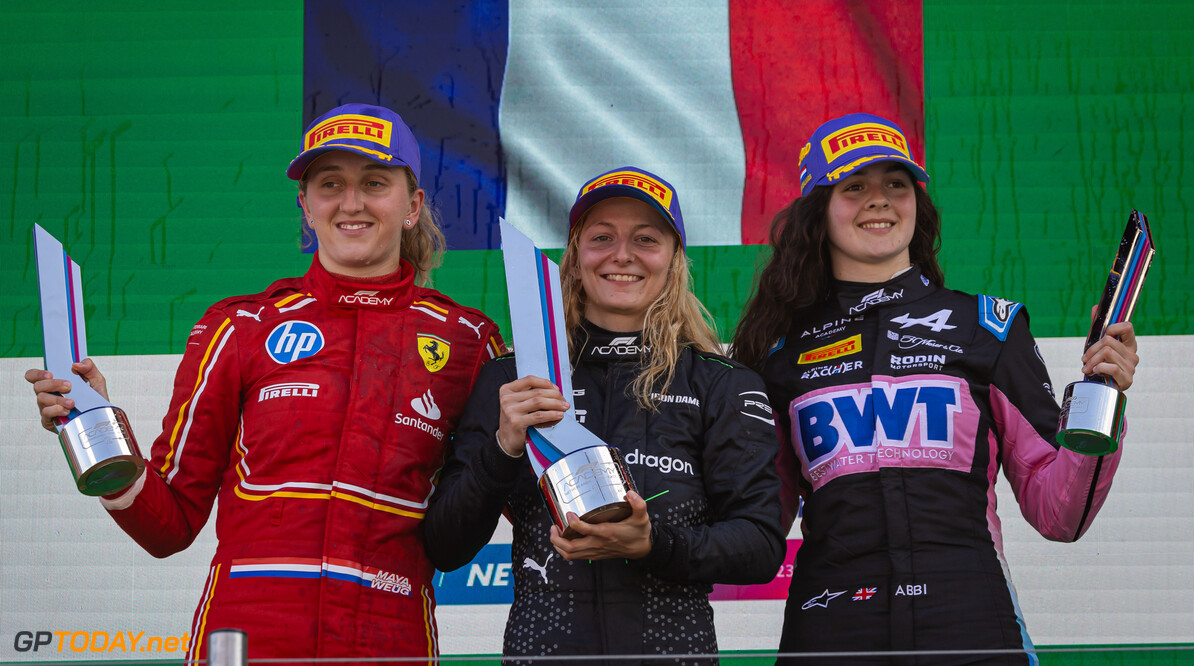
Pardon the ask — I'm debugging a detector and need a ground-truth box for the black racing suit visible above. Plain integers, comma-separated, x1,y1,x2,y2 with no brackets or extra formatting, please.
425,321,786,663
763,267,1122,665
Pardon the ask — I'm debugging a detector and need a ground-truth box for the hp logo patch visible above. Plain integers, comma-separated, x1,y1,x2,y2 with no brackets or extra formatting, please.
266,321,324,364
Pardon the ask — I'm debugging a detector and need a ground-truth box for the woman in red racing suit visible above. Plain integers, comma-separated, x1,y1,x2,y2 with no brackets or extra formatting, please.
732,113,1139,665
27,104,504,664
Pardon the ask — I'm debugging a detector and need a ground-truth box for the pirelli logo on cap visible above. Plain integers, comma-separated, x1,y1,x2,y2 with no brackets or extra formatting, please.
798,334,862,365
821,123,909,162
304,114,393,151
584,170,674,210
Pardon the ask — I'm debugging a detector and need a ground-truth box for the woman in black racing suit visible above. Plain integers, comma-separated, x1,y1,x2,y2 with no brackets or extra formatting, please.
732,113,1140,665
425,166,785,662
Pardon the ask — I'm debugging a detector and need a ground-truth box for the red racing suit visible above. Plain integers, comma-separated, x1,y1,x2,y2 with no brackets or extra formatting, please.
763,267,1122,665
98,256,503,664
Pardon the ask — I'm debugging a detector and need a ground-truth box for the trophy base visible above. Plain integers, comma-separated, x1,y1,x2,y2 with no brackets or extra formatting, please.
538,445,636,539
1056,380,1125,456
57,406,146,496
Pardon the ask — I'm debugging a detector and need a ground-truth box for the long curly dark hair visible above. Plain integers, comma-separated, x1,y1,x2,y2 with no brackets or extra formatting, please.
730,177,944,371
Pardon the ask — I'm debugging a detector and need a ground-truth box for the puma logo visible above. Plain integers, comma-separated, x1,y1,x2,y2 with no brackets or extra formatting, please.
522,553,553,584
458,315,484,339
236,306,264,322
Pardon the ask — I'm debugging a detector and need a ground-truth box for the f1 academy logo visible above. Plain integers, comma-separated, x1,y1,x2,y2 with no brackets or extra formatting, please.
339,290,394,307
590,336,649,356
848,288,903,315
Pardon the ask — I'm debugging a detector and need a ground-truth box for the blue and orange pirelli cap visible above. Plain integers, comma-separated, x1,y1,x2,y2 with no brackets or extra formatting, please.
797,113,929,197
287,103,422,183
568,167,686,247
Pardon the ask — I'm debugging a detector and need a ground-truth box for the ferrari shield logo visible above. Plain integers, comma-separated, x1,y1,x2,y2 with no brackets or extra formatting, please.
418,334,450,372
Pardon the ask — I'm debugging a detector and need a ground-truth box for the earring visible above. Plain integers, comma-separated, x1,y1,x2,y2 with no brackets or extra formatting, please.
404,219,414,228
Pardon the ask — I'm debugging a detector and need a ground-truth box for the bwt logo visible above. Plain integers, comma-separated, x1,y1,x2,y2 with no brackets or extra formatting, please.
266,321,324,364
794,380,961,467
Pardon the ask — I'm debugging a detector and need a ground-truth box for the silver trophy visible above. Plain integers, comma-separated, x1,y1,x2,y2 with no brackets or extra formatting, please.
537,441,635,538
500,219,636,537
1057,210,1155,455
34,225,145,495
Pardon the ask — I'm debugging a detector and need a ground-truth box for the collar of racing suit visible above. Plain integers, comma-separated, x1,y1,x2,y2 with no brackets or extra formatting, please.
830,264,936,317
575,319,648,363
303,252,416,311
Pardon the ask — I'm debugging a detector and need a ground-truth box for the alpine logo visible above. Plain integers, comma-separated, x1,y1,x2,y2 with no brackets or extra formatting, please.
259,382,320,402
848,288,903,315
891,308,957,332
266,321,325,364
411,389,441,420
801,318,852,339
339,290,394,307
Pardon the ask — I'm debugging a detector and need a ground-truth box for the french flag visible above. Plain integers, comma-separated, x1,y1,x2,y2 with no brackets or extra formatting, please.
303,0,922,249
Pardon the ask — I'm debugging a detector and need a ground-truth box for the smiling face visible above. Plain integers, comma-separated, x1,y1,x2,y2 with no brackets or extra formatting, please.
825,162,918,282
573,197,678,332
298,151,424,278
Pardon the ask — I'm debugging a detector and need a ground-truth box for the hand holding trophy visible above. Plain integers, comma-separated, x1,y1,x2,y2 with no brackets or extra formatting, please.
33,225,145,495
1057,210,1155,455
499,218,636,537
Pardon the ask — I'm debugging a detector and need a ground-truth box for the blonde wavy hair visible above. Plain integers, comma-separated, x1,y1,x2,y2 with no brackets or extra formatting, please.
301,165,445,286
560,214,722,411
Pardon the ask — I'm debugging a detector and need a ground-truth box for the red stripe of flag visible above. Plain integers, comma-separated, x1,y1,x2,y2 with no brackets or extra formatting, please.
731,0,925,244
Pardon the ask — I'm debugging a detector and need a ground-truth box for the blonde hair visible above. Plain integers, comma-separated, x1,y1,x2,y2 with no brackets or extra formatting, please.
560,218,722,411
300,165,444,286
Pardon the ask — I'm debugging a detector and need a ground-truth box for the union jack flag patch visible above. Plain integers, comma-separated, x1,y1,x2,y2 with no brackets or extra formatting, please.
852,587,877,601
